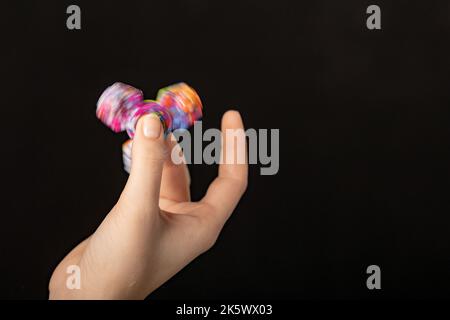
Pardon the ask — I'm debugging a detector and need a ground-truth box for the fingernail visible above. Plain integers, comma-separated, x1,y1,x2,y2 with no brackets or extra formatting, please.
143,114,161,139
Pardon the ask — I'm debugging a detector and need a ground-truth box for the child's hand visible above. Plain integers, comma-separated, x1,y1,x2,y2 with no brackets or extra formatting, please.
49,110,248,299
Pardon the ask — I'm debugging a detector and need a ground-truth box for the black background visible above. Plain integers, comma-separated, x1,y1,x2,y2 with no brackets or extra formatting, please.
1,0,450,299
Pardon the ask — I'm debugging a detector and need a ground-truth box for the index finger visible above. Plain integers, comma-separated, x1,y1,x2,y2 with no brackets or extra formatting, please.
200,110,248,221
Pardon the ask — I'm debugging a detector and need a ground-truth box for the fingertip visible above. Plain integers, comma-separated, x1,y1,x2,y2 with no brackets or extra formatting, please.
136,114,163,140
222,109,244,129
224,109,240,116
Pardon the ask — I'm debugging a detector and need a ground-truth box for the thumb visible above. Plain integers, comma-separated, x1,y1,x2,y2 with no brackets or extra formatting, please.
120,114,166,213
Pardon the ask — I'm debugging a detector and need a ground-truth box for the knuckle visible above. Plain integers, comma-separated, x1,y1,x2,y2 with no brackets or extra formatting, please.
239,177,248,194
137,142,168,162
195,215,223,252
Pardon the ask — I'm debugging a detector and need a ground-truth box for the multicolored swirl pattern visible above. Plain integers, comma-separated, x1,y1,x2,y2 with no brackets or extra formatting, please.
96,82,203,172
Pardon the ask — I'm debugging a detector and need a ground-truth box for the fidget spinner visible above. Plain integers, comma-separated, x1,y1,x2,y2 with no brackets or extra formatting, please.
96,82,203,172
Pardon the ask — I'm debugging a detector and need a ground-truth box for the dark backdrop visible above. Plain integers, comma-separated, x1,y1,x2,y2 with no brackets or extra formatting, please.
1,0,450,299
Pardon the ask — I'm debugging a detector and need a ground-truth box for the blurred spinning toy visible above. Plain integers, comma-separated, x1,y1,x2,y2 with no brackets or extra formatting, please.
96,82,203,172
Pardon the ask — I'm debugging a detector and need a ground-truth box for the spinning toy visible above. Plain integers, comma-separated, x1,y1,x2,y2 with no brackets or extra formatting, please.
96,82,203,172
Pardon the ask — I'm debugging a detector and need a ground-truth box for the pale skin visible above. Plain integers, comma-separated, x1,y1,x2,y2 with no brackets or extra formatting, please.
49,110,248,299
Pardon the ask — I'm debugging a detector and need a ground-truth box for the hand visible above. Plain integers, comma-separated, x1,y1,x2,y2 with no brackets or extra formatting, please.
49,110,248,299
